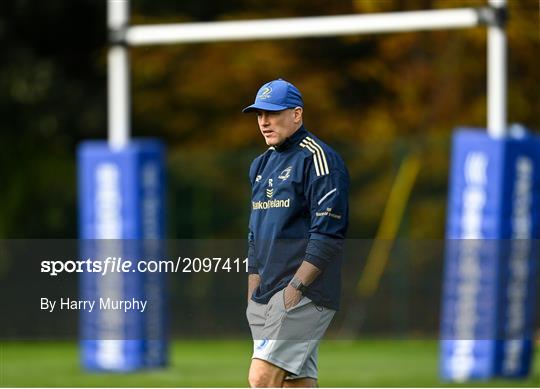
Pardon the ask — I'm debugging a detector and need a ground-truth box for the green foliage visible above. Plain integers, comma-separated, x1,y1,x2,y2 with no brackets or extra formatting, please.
0,0,538,239
0,1,106,237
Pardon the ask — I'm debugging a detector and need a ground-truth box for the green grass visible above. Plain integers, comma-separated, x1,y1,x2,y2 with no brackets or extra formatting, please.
1,340,539,387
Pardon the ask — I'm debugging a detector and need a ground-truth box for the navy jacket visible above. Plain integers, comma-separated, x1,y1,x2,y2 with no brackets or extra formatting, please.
248,125,349,310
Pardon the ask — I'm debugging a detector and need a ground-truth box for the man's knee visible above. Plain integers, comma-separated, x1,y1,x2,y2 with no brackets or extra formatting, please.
248,359,286,387
248,369,271,388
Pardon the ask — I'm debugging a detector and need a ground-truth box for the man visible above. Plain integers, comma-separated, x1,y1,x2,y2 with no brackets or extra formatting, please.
243,79,349,387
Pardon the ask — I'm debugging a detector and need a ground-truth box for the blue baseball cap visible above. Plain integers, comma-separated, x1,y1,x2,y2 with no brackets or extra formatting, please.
242,79,303,113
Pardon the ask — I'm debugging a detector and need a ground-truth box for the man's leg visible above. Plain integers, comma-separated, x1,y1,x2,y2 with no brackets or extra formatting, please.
248,358,287,388
282,377,318,387
250,291,335,386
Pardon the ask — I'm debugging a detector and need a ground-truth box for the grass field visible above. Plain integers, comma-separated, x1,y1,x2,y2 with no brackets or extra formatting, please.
1,340,539,387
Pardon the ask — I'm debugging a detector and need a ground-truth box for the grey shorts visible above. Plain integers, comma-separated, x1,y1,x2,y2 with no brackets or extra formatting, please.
246,288,335,379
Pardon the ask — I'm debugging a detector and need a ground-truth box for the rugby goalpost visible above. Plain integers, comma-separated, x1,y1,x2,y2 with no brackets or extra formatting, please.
99,0,520,378
107,0,508,149
106,0,508,311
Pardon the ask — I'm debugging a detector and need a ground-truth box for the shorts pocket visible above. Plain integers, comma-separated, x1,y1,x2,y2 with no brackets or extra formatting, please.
245,299,253,320
282,288,308,313
281,289,288,311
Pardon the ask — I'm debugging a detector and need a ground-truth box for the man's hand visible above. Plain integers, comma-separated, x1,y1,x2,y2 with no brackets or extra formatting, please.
282,260,322,310
248,274,261,303
283,284,302,310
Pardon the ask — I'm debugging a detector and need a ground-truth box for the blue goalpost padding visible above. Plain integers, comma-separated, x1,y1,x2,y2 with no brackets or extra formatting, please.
440,128,539,381
77,139,168,371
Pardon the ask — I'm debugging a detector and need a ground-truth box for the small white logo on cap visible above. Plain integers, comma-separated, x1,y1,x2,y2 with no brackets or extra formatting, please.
257,87,272,100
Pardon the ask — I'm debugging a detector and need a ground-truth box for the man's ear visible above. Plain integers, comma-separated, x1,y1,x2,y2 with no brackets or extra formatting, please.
293,107,303,123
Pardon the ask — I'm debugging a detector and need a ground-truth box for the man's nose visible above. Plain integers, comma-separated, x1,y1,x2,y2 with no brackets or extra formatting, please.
259,113,270,125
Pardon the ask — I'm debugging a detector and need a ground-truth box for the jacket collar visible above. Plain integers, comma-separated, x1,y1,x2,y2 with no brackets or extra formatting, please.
274,125,307,152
